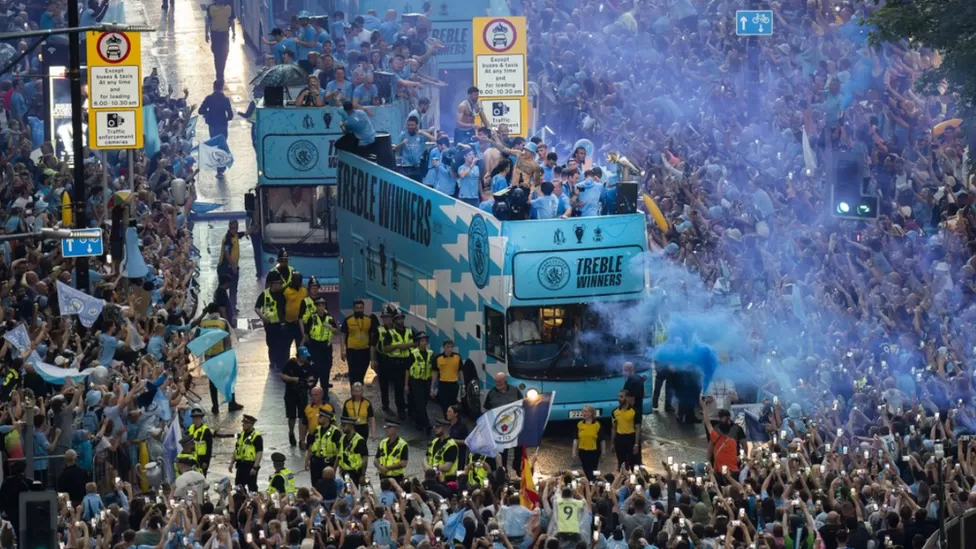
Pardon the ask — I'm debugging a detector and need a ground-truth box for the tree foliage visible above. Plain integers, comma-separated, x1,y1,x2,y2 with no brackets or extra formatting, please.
868,0,976,167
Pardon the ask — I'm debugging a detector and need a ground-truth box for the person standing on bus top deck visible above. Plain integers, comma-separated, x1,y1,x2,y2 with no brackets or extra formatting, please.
294,11,318,68
408,97,435,135
325,66,354,107
542,151,558,183
530,181,559,220
456,149,481,207
431,339,463,416
340,299,378,389
256,271,288,370
204,0,235,83
395,116,434,183
198,80,233,177
455,86,483,144
423,137,449,190
433,138,457,196
511,142,545,191
507,309,540,347
483,373,523,474
352,71,379,112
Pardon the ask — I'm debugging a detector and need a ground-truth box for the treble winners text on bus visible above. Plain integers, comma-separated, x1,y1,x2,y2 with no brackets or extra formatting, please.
338,161,433,247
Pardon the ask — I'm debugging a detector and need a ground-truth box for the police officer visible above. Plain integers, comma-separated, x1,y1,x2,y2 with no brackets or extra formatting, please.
305,409,341,484
186,408,213,475
175,435,201,477
425,418,459,483
268,248,296,288
375,305,399,416
255,272,288,370
230,414,263,491
405,331,434,435
268,452,296,496
374,420,408,484
462,455,491,491
302,297,337,388
298,277,322,325
337,414,368,485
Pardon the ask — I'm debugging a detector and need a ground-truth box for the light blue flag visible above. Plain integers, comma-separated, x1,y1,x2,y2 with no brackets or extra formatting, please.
154,386,172,422
196,134,235,171
465,413,497,458
188,329,229,357
143,105,160,158
3,324,30,356
191,201,222,214
443,510,467,547
201,349,238,401
162,418,181,484
33,359,93,385
122,226,149,278
56,280,105,327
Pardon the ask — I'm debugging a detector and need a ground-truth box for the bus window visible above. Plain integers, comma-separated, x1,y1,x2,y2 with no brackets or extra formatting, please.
485,307,506,362
507,301,650,380
261,185,338,255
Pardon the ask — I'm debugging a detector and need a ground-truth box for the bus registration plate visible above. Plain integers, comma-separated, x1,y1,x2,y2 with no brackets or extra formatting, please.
568,409,601,419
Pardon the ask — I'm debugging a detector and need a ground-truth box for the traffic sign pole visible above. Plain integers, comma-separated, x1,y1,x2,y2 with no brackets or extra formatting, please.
67,0,90,293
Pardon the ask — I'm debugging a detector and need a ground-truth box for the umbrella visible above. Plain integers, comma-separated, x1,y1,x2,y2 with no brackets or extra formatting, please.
933,118,963,136
108,190,132,209
251,64,308,89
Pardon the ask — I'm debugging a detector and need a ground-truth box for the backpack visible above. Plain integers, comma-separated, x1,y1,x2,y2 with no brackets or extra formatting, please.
418,147,432,182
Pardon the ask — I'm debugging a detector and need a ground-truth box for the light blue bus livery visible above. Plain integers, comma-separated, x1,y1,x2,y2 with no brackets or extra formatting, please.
335,151,653,421
248,104,405,287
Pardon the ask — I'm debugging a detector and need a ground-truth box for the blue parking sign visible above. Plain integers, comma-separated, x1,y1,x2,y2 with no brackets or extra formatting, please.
736,10,774,36
61,229,104,258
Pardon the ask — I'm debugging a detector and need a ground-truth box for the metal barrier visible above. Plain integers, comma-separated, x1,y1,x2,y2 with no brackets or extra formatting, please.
922,507,976,549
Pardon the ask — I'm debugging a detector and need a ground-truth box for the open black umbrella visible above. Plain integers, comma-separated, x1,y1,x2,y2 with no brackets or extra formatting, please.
251,64,308,89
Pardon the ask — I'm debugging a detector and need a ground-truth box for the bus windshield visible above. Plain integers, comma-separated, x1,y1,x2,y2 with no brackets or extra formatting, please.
505,301,650,380
261,185,338,256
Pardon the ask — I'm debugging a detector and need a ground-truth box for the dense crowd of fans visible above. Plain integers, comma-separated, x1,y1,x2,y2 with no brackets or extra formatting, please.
520,0,976,548
0,0,973,548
